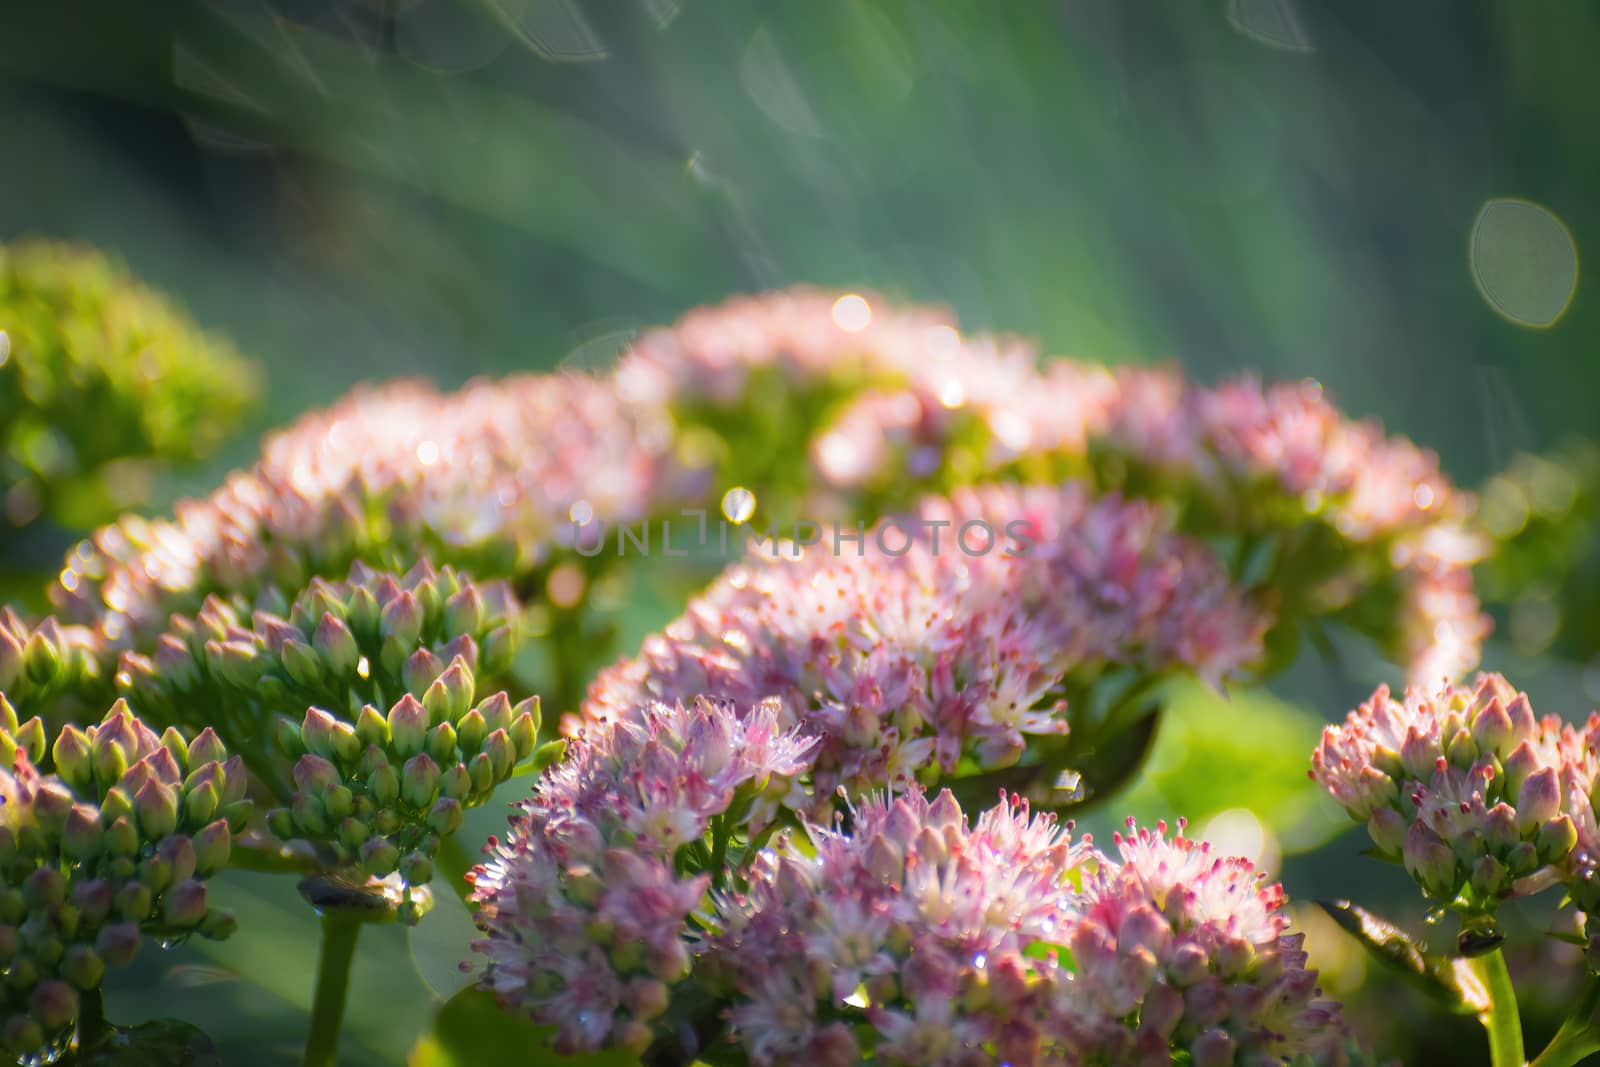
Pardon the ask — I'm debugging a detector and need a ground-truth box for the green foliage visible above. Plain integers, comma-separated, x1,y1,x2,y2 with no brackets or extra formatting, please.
0,241,257,533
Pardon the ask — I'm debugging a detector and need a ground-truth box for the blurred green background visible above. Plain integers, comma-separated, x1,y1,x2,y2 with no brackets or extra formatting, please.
3,2,1598,1062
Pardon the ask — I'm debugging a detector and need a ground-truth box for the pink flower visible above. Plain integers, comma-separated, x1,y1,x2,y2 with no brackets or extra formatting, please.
1310,674,1576,908
467,697,815,1053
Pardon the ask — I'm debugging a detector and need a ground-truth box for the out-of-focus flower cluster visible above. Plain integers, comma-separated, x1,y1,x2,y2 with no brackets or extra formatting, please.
46,288,1481,689
0,700,246,1059
585,481,1267,811
1311,674,1582,919
112,562,539,918
469,696,815,1055
0,608,102,723
472,694,1355,1065
619,289,1486,684
53,374,699,650
0,240,257,533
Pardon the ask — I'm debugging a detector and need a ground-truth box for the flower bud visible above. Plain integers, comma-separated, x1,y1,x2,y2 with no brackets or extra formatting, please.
423,660,474,726
1540,814,1579,863
50,724,94,795
347,586,382,640
184,779,220,826
455,709,487,756
115,882,153,923
292,794,328,836
467,752,495,794
360,838,400,877
22,868,65,909
72,879,114,924
162,880,209,927
59,944,104,991
1502,741,1542,800
402,754,442,810
399,852,434,885
443,586,485,637
325,785,355,822
199,910,237,940
2,1015,43,1058
266,808,295,842
29,979,77,1031
62,804,102,861
272,717,305,757
192,820,231,875
427,797,464,836
355,705,390,748
1516,766,1561,831
314,613,360,678
23,631,60,686
388,695,428,758
1404,823,1458,898
508,708,537,764
482,729,514,781
300,708,340,760
380,592,423,648
188,727,228,769
480,624,516,676
1366,807,1407,856
94,923,141,967
105,815,140,858
294,754,342,794
368,763,401,806
426,723,458,765
476,692,512,736
1470,854,1508,898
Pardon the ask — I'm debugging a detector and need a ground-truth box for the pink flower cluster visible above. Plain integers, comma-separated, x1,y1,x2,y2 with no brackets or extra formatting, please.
1311,674,1581,909
467,697,815,1055
52,374,699,648
472,696,1351,1064
584,481,1267,812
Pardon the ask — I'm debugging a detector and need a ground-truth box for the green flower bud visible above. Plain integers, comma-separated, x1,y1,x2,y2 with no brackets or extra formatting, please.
301,707,339,759
219,798,254,832
10,716,46,766
355,705,390,748
347,586,382,641
192,820,231,876
207,638,261,688
139,853,174,894
4,954,38,990
134,779,180,841
199,909,237,940
440,764,472,801
402,754,442,810
423,659,475,726
467,752,495,795
91,738,129,796
294,754,341,794
531,739,566,775
403,648,445,696
360,838,400,877
21,868,65,909
443,585,485,637
62,804,102,861
0,631,20,696
399,852,434,886
187,727,228,769
162,880,209,928
71,879,114,924
272,717,305,758
482,729,515,781
313,613,360,678
426,722,458,765
105,815,140,858
95,923,141,967
26,983,75,1038
368,763,401,807
23,631,60,686
115,882,153,923
373,809,403,836
158,726,189,768
388,695,428,758
426,797,464,836
380,591,423,648
476,692,512,736
480,624,516,677
266,807,295,841
338,817,370,851
455,708,488,756
508,710,537,764
292,794,328,836
157,835,199,884
281,638,323,688
59,943,105,991
185,780,220,826
325,785,355,822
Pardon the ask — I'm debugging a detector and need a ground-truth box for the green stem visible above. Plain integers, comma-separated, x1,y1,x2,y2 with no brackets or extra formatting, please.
303,911,362,1067
76,985,108,1049
1530,974,1600,1067
1475,948,1526,1067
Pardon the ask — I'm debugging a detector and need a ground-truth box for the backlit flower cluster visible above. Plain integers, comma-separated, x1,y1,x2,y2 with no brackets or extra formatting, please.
471,699,1353,1064
53,373,697,649
0,608,103,722
585,481,1266,810
1,701,246,1059
468,696,816,1054
1311,674,1579,912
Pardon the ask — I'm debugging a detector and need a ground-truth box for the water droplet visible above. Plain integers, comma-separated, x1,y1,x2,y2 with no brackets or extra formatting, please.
722,487,757,524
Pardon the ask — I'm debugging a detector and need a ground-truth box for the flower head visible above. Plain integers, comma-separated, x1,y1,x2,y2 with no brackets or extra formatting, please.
468,697,816,1054
1311,674,1575,910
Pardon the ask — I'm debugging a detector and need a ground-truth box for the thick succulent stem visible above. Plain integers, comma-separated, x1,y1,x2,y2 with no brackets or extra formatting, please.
304,911,363,1067
1474,947,1525,1067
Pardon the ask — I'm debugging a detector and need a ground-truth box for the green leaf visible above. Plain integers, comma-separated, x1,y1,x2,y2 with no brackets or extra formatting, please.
409,987,641,1067
74,1019,223,1066
1317,900,1485,1015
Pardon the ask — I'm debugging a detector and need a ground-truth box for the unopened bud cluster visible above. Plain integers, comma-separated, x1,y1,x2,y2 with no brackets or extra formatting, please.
117,561,521,739
0,701,245,1057
0,610,103,721
268,676,542,922
1312,674,1578,913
